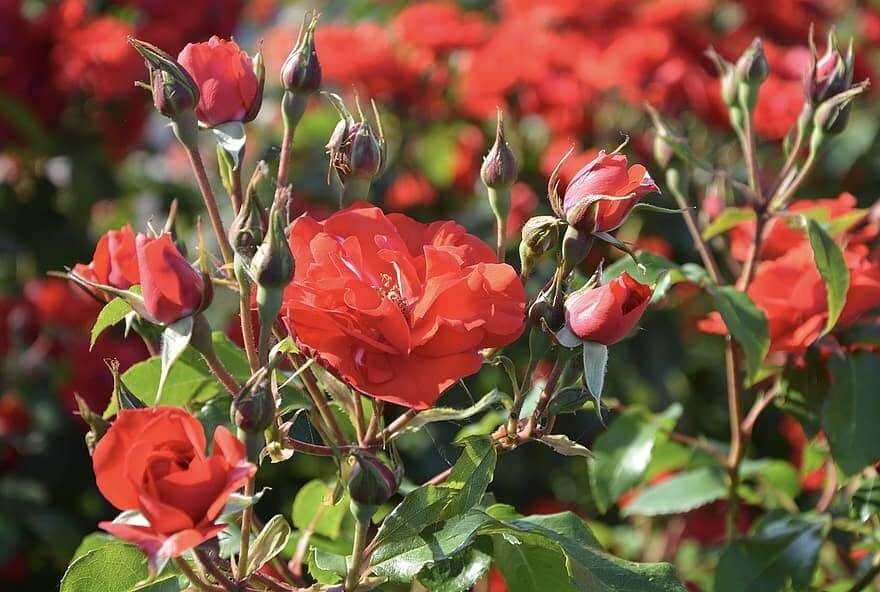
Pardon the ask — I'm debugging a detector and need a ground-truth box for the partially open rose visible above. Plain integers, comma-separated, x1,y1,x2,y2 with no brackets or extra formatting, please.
564,272,652,345
282,205,526,409
72,224,140,291
93,407,255,568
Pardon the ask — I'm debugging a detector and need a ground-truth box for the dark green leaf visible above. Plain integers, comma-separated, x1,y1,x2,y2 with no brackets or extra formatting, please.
709,286,770,383
851,474,880,523
390,391,503,441
823,352,880,476
372,437,496,548
123,355,219,408
417,546,492,592
622,467,727,517
714,512,826,592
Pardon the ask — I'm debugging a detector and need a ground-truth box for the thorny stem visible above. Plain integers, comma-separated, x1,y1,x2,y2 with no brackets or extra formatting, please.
203,351,240,396
353,394,367,445
736,211,767,291
724,339,745,540
667,177,723,284
176,557,225,592
739,108,763,202
364,401,383,443
376,409,419,442
184,145,235,269
525,351,566,437
282,437,379,456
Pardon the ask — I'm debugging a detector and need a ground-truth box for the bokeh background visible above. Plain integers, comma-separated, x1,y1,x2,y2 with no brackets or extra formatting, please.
2,0,880,589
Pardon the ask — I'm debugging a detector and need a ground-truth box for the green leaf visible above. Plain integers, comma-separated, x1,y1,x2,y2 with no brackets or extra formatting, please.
61,541,180,592
701,207,756,240
582,341,608,410
538,434,592,458
714,512,827,592
390,391,503,441
740,459,801,509
417,546,492,592
70,533,115,563
212,332,251,382
622,467,727,517
291,480,349,540
307,548,346,584
157,317,194,403
122,355,219,408
90,298,133,348
486,511,687,592
776,360,829,438
589,405,682,513
823,352,880,477
802,217,850,334
709,286,770,383
372,511,492,582
372,437,496,549
851,474,880,522
246,514,291,575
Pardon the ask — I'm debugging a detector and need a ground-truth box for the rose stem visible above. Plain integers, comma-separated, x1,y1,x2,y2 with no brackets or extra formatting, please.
175,558,225,592
238,476,256,579
376,409,419,442
344,517,369,592
353,394,367,445
364,401,383,443
238,279,260,371
201,350,240,395
183,145,235,269
193,549,238,592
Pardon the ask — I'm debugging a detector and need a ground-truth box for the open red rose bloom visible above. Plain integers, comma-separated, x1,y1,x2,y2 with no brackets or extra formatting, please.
282,205,526,409
93,407,255,566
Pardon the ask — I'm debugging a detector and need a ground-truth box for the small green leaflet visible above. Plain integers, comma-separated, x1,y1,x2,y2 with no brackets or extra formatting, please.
701,207,756,240
90,298,133,348
709,286,770,384
801,216,849,335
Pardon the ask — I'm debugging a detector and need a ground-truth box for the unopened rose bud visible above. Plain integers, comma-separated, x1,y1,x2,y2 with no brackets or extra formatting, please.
806,28,854,106
229,164,267,261
325,94,386,199
252,192,294,291
519,216,559,279
280,12,322,95
560,224,593,279
129,38,199,121
348,122,383,180
232,374,275,432
481,110,518,189
735,38,769,88
811,81,868,139
347,452,399,509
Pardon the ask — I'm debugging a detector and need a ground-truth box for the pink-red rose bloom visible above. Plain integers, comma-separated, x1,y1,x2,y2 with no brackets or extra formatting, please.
282,205,526,409
178,36,260,126
73,224,140,291
564,272,653,345
562,151,658,233
93,407,255,565
136,233,207,324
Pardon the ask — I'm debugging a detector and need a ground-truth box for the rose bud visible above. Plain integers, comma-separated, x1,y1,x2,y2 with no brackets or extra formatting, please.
519,215,560,279
177,36,264,127
347,452,400,509
806,29,853,105
71,224,140,293
231,373,275,433
734,38,769,109
812,80,868,138
129,38,199,121
93,407,256,570
136,233,209,325
551,150,659,235
252,190,294,361
228,164,267,261
564,272,652,345
325,94,386,198
280,11,322,95
481,109,518,190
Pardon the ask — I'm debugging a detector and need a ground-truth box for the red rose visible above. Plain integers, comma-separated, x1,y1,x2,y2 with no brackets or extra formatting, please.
94,407,255,566
698,243,880,356
561,151,658,233
282,205,526,409
178,36,261,126
23,278,100,330
72,224,140,290
564,272,652,345
136,233,207,324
